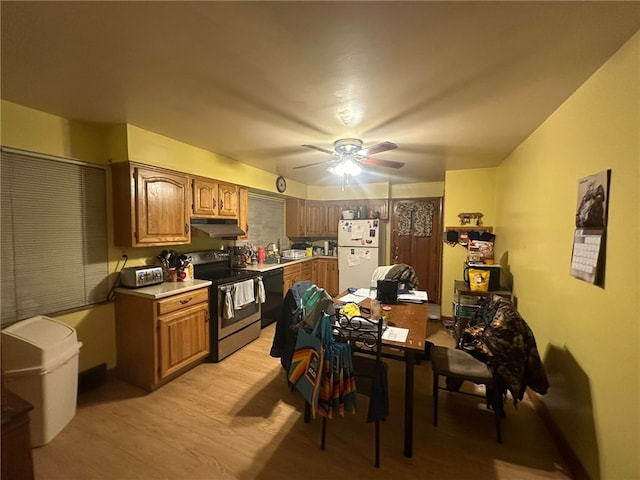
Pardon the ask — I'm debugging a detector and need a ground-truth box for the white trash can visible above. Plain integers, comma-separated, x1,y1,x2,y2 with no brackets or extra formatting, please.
1,315,82,447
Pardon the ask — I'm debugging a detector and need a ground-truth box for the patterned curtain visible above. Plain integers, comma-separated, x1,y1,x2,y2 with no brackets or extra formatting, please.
396,202,435,237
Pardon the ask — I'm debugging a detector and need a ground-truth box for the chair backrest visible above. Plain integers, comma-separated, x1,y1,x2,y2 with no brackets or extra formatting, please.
371,265,394,287
331,313,384,362
371,264,420,290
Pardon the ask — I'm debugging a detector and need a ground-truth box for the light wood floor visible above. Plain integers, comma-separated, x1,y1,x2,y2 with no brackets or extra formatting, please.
32,317,572,480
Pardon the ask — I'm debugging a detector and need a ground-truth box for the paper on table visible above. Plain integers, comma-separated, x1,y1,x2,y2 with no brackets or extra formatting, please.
382,326,409,343
338,293,367,304
397,290,429,303
354,288,372,297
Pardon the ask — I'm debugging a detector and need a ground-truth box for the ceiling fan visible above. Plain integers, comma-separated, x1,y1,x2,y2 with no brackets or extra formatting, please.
296,138,404,172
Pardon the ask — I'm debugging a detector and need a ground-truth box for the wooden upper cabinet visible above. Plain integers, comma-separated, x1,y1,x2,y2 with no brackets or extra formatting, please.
286,198,306,237
218,182,239,217
343,199,389,220
111,162,191,247
192,178,239,218
192,178,219,216
305,201,325,236
368,199,389,220
285,197,389,238
306,200,343,237
237,186,249,240
324,202,343,236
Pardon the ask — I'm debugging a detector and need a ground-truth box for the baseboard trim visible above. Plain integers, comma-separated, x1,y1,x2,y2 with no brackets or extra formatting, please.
526,388,591,480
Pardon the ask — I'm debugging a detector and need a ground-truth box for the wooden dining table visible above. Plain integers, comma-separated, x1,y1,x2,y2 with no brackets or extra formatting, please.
335,292,429,459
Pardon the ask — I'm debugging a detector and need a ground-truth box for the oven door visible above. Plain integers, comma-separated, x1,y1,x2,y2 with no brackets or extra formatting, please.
218,279,261,338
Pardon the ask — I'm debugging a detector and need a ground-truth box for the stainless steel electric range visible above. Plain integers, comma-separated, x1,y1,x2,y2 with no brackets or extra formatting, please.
187,250,262,362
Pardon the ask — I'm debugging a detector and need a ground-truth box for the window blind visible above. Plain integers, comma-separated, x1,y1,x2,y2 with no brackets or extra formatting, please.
1,147,109,325
247,193,286,248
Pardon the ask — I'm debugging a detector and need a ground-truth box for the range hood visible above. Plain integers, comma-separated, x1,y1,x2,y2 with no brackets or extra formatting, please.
190,218,245,237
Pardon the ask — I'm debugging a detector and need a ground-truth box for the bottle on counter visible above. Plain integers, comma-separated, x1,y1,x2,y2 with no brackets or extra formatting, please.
257,246,265,264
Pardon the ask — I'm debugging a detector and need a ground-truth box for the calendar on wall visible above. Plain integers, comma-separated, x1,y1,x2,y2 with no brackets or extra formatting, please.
571,169,610,286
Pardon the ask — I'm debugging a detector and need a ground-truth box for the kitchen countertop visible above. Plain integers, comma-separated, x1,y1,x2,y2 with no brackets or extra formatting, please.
114,279,212,299
243,255,338,273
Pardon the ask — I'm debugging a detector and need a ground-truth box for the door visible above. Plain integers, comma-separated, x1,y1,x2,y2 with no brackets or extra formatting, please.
390,198,443,304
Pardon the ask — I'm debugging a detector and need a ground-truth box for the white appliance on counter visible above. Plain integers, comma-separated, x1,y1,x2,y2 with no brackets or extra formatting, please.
338,219,385,292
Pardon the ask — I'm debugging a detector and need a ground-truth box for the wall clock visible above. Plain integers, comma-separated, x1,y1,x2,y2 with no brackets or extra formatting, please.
276,176,287,193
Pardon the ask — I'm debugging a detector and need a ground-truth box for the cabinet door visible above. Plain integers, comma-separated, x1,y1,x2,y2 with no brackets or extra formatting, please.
286,198,306,237
157,302,210,381
324,202,343,236
312,259,322,286
368,199,389,220
192,178,219,216
282,264,301,297
136,167,190,245
313,259,327,290
237,186,249,239
218,183,239,217
326,259,339,296
305,201,324,236
300,261,313,281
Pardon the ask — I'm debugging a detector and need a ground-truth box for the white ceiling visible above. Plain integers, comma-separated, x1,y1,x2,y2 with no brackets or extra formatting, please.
2,1,638,187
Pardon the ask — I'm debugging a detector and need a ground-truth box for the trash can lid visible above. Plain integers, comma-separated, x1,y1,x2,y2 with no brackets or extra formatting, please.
1,316,79,372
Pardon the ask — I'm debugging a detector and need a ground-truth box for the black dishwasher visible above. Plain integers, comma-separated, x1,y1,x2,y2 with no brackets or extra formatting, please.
261,267,284,328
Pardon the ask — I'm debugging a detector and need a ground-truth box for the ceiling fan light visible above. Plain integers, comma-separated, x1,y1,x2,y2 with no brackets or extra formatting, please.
343,159,361,176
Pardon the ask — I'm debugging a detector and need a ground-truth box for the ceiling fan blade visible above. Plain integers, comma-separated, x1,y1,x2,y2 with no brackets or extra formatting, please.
302,144,334,155
361,157,405,169
293,160,330,170
358,141,397,157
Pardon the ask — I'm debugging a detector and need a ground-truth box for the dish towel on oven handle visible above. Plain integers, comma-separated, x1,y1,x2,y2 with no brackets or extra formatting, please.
233,279,255,309
224,291,234,320
256,277,266,304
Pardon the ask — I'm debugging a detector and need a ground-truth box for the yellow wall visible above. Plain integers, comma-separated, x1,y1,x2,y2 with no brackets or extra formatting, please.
494,33,639,480
1,100,118,370
441,168,497,311
3,32,637,477
391,181,445,199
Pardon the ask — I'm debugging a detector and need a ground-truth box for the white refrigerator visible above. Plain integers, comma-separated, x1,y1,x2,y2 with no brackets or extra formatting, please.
338,219,386,292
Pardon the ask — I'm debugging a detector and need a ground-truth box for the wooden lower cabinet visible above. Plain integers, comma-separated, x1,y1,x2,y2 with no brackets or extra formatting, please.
283,258,338,297
312,258,339,296
115,287,210,391
300,261,313,281
282,264,301,296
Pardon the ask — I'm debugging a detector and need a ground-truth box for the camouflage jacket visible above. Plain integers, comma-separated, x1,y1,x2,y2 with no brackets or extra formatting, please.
458,295,549,403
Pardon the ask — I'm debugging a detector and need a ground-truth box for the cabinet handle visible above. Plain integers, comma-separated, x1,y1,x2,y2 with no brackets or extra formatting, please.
220,200,224,209
180,297,192,304
185,223,189,234
212,199,217,209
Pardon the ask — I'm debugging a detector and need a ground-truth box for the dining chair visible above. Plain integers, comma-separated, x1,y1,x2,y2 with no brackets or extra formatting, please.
430,345,504,443
322,312,388,468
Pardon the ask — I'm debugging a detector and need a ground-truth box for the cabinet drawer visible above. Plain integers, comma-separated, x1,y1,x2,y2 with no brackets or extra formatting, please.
157,288,209,316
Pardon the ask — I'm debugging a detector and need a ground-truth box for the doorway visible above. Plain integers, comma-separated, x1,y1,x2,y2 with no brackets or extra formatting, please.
390,198,443,304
